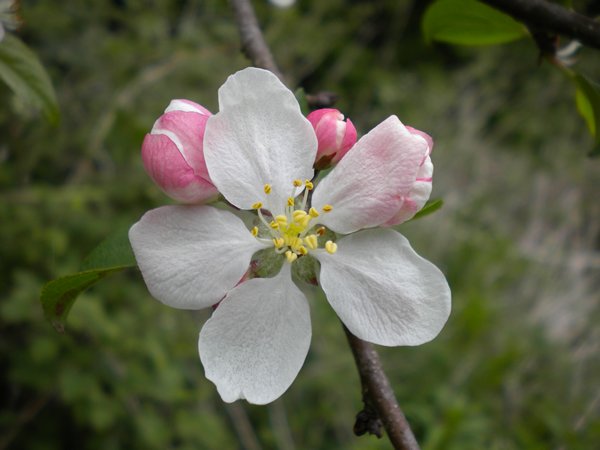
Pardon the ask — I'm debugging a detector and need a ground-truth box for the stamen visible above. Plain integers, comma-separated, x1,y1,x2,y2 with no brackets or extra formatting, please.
285,250,298,263
252,202,263,210
304,234,318,249
322,204,333,212
275,215,288,227
304,180,314,190
298,246,308,255
263,184,272,194
273,237,285,248
325,240,338,254
301,185,311,211
299,215,311,228
308,207,319,218
292,210,308,223
256,208,277,238
293,179,303,187
316,226,326,236
269,221,279,229
251,226,258,236
287,197,295,207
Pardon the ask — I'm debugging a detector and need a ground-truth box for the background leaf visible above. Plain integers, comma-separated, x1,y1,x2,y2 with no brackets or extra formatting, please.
422,0,528,46
0,33,59,123
40,225,136,332
572,74,600,156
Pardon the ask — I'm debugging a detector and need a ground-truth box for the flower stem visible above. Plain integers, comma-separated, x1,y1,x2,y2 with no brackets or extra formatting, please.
343,325,420,450
229,0,284,81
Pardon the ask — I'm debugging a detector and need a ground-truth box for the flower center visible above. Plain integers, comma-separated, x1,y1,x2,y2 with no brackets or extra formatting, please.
250,179,336,263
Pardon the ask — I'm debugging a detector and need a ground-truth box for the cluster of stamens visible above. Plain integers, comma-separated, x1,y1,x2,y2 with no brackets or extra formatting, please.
251,179,337,263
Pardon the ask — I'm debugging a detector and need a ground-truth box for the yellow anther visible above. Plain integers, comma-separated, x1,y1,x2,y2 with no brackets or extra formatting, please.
304,234,318,250
293,179,303,187
269,221,279,229
275,215,288,227
292,210,308,222
287,197,295,207
251,226,258,237
316,226,326,236
305,180,314,190
252,202,263,210
285,236,302,250
263,184,272,194
298,246,308,255
322,204,333,212
308,207,320,218
273,237,285,248
300,215,312,228
285,250,298,263
325,240,338,254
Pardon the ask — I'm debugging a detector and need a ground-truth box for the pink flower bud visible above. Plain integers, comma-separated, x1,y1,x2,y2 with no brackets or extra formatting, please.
307,108,357,169
142,99,219,204
383,127,434,226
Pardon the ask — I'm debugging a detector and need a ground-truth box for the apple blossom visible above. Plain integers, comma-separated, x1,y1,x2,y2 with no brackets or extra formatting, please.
307,108,357,169
129,67,451,405
382,126,434,226
141,99,219,204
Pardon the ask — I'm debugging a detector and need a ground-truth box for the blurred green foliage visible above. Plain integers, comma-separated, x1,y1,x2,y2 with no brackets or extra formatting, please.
1,0,599,449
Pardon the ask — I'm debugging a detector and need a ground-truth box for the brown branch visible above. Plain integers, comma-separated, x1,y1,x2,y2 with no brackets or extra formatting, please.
344,326,420,450
228,1,421,448
229,0,283,81
479,0,600,50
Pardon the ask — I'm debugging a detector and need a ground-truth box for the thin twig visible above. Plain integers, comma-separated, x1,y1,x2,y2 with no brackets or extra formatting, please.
480,0,600,50
224,402,263,450
228,1,421,448
229,0,283,80
344,326,420,450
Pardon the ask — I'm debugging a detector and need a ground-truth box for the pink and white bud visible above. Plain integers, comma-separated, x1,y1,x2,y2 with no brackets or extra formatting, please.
383,127,434,226
142,99,219,204
307,108,357,169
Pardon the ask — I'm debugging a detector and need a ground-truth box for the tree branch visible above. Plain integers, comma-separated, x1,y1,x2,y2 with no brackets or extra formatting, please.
228,1,421,448
344,326,420,450
229,0,283,80
480,0,600,50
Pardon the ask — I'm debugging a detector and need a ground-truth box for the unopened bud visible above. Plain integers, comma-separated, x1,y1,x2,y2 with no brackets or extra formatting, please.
141,99,218,204
307,108,357,169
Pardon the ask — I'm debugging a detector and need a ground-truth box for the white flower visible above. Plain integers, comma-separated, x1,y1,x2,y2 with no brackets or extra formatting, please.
129,68,451,404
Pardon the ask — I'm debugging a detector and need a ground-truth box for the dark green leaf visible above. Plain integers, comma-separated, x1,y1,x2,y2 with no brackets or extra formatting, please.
81,223,136,271
41,225,137,332
422,0,528,46
0,34,59,123
571,74,600,156
411,199,444,221
41,268,127,333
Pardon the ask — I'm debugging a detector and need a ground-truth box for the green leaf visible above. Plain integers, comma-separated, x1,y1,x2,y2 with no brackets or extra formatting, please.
41,268,127,333
572,74,600,156
81,223,136,271
41,225,136,333
0,34,59,123
411,199,444,221
422,0,528,46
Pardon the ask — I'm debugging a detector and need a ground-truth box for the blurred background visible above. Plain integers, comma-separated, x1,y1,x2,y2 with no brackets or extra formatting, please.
1,0,599,449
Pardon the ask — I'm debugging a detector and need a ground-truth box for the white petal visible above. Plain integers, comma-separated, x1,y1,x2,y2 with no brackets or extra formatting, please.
199,265,311,404
204,68,317,214
314,228,451,346
129,205,268,309
311,116,428,234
